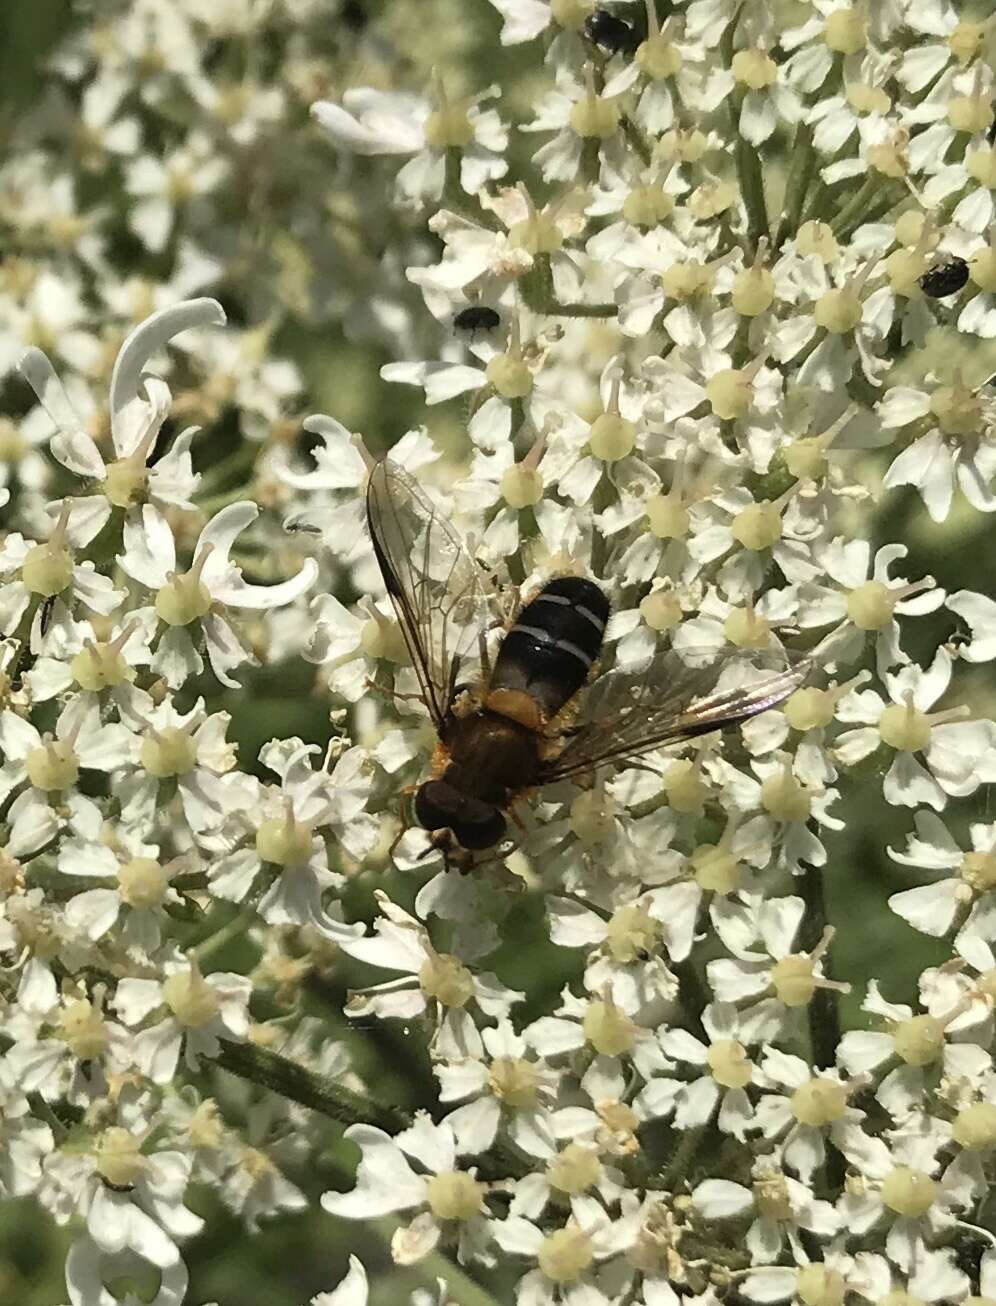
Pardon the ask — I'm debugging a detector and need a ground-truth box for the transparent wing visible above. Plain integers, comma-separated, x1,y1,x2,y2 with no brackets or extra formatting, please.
540,646,808,782
366,459,500,729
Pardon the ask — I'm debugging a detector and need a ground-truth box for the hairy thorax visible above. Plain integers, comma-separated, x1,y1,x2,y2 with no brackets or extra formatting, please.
441,710,541,807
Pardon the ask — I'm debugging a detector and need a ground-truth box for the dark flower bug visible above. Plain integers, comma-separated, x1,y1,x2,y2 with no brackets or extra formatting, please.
918,256,969,298
453,305,501,334
366,459,807,870
584,9,641,55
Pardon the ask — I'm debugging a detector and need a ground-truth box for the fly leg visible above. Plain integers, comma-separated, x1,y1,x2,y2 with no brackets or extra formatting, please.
365,677,427,708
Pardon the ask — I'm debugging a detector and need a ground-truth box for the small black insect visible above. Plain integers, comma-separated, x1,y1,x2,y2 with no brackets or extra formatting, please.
453,305,501,334
918,256,969,298
40,595,56,637
584,9,640,55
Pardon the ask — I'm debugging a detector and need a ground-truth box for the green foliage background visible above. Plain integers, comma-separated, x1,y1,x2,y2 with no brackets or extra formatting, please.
1,3,995,1304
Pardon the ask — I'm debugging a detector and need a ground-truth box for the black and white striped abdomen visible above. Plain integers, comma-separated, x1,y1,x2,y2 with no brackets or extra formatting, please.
491,577,610,720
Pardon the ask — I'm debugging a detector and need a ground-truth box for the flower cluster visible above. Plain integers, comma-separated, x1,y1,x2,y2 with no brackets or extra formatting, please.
2,1,996,1305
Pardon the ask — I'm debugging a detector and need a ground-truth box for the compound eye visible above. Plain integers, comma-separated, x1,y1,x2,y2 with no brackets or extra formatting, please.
453,805,507,851
415,780,463,831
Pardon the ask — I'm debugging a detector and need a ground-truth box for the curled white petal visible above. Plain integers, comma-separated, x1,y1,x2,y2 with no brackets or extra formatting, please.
109,297,226,437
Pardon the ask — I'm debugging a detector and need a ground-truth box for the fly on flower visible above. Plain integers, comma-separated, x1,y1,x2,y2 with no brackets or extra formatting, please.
367,460,807,869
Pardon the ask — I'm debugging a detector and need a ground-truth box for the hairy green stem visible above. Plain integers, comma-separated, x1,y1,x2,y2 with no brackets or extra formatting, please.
213,1039,411,1132
546,301,618,317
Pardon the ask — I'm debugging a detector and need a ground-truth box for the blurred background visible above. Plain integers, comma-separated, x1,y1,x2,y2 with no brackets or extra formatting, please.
1,2,995,1303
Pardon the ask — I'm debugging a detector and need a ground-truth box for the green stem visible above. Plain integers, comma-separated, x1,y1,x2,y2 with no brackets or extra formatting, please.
798,868,840,1072
776,121,816,246
620,114,652,166
213,1040,410,1132
830,173,885,239
734,131,770,249
192,899,260,962
196,442,259,495
545,301,618,317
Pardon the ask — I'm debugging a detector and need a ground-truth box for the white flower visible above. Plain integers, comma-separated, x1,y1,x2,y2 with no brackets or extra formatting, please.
889,812,996,939
118,500,317,687
692,1156,839,1263
113,958,251,1083
948,589,996,663
338,891,523,1059
18,298,225,537
321,1117,493,1267
208,737,376,939
834,649,996,810
879,377,996,522
312,83,507,204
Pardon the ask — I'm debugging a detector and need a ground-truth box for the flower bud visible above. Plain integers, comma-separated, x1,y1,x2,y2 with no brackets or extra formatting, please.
622,183,674,227
424,103,474,149
547,1143,602,1194
583,994,637,1056
95,1128,146,1188
797,221,838,263
26,738,80,792
881,1166,936,1216
730,501,783,551
539,1225,594,1283
961,851,996,893
893,1014,944,1065
163,966,220,1028
606,903,659,962
646,492,690,539
662,758,708,812
589,412,636,461
771,955,817,1007
425,1171,485,1220
791,1077,848,1126
724,605,772,648
637,34,682,79
488,1056,540,1108
141,728,197,778
640,587,682,631
419,952,475,1007
847,580,896,630
690,842,741,895
72,640,134,691
878,702,931,753
501,463,544,508
732,49,777,90
952,1102,996,1150
570,787,616,845
824,8,866,54
797,1265,846,1306
256,813,313,866
59,998,110,1061
118,857,170,909
761,767,812,823
22,540,74,598
707,1038,752,1088
486,350,534,398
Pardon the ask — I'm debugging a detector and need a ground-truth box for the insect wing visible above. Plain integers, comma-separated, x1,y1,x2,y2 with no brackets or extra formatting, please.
539,646,807,781
366,459,498,727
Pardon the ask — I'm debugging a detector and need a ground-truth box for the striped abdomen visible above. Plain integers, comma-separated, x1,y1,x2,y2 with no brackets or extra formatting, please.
488,577,609,724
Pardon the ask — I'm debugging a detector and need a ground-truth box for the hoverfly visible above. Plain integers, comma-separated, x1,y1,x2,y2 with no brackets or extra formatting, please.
367,460,806,869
